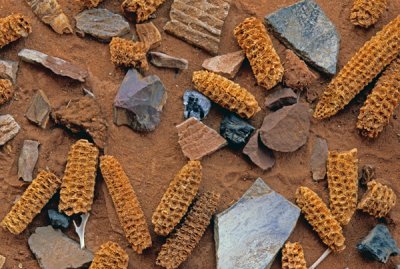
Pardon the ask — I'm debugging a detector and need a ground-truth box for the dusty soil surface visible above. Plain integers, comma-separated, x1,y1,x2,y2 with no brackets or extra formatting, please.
0,0,399,268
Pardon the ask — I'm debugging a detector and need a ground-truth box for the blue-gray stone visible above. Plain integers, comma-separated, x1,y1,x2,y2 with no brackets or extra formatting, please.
214,178,300,269
265,0,340,75
357,224,400,263
48,209,70,229
183,90,211,121
220,113,255,148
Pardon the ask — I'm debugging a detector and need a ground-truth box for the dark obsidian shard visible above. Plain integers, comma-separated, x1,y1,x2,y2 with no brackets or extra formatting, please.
183,90,211,121
48,209,70,229
220,113,255,148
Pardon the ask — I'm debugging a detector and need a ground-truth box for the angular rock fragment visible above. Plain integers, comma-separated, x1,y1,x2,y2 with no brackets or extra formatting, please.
109,37,149,70
0,255,4,269
201,51,244,79
25,90,51,129
18,49,89,82
48,209,70,229
358,180,396,218
18,140,40,182
136,22,161,49
0,60,18,84
310,137,328,181
122,0,167,23
215,178,300,269
243,130,275,171
183,90,211,120
260,103,310,152
52,96,107,149
0,14,32,49
113,69,167,132
75,8,130,42
220,113,255,148
28,226,93,269
89,241,129,269
265,88,297,111
357,224,399,263
0,79,14,106
0,114,20,146
148,52,188,70
283,50,317,91
176,117,227,160
164,0,232,55
265,0,340,75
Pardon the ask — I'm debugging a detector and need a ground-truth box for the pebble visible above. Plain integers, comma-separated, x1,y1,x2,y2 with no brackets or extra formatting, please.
136,22,162,49
48,209,70,229
148,52,188,70
183,90,211,120
220,113,255,148
201,51,245,79
0,255,5,269
0,114,20,146
282,50,317,90
0,59,18,84
18,140,40,182
25,90,51,129
310,137,328,181
243,130,275,171
265,87,297,111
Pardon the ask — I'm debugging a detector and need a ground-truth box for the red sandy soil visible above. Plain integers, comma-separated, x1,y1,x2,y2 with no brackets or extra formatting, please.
0,0,399,268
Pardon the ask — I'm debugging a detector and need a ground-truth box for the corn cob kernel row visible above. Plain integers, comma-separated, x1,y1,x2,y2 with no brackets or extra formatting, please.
0,14,31,49
358,180,396,218
282,242,307,269
109,37,149,71
89,241,129,269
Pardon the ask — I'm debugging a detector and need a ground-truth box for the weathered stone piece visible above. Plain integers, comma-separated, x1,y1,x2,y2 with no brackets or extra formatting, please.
18,140,40,182
75,8,130,42
0,14,31,49
89,241,129,269
25,90,51,129
183,90,211,120
122,0,167,22
0,60,18,84
47,209,70,229
265,87,297,111
358,180,396,218
215,178,300,269
220,113,255,147
164,0,232,55
0,114,20,146
136,22,162,49
310,137,328,181
283,50,317,91
243,130,275,171
28,226,93,269
265,0,340,75
113,69,167,132
109,37,149,70
202,51,245,79
314,16,400,119
148,52,188,70
282,242,307,269
0,79,14,106
351,0,388,28
18,49,89,82
176,117,227,160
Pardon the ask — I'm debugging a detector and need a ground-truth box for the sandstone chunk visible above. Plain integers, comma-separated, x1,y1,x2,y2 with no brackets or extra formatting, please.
283,50,317,90
148,52,188,70
136,22,161,49
310,137,328,181
265,88,297,111
25,90,51,129
18,140,40,182
201,51,244,79
243,130,275,171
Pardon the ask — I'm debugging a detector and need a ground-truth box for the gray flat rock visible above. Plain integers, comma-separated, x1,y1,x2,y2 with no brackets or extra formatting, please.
25,90,51,129
0,60,18,84
75,8,130,42
265,0,340,75
0,114,20,146
18,140,40,182
214,178,300,269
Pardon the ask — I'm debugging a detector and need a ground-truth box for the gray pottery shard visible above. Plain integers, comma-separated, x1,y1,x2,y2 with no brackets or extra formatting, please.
0,60,18,84
214,178,300,269
265,0,340,75
0,114,20,146
18,140,40,182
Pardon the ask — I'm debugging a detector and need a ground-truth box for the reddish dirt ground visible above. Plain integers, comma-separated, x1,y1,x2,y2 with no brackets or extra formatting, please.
0,0,399,268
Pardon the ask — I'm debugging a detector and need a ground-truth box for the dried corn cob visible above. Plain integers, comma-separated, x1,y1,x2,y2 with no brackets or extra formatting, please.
1,170,62,234
314,16,400,119
109,37,149,71
121,0,166,23
79,0,102,8
358,180,396,218
0,14,31,49
282,242,307,269
295,187,345,252
100,156,152,254
156,191,220,269
350,0,388,28
89,241,129,269
234,17,284,90
152,160,202,236
327,148,358,226
0,79,14,106
59,139,99,216
357,58,400,138
192,70,261,119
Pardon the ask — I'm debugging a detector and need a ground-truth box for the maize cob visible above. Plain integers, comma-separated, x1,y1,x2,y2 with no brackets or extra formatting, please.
0,79,13,106
234,17,284,90
152,160,202,236
59,139,99,216
89,241,129,269
350,0,388,28
121,0,166,23
358,180,396,218
192,70,261,119
1,170,62,234
314,16,400,119
156,191,220,269
0,14,31,49
282,242,307,269
109,37,149,71
295,186,346,252
327,148,359,226
79,0,102,8
100,156,152,254
357,57,400,138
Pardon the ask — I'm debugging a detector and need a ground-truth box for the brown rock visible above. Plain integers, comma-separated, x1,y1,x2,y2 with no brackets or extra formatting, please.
148,52,188,70
136,22,162,49
243,130,275,171
260,103,310,152
0,114,20,146
283,50,317,91
201,51,245,79
18,140,40,182
176,117,227,160
265,88,297,111
310,137,328,181
25,90,51,129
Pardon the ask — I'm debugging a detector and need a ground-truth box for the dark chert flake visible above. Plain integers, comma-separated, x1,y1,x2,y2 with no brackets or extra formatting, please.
48,209,70,229
220,113,255,148
183,90,211,121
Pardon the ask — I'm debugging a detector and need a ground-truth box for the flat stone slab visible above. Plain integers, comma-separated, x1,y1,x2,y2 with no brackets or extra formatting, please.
25,90,51,129
0,114,20,146
18,140,40,182
265,0,340,75
202,51,245,79
0,60,18,84
164,0,232,55
214,178,300,269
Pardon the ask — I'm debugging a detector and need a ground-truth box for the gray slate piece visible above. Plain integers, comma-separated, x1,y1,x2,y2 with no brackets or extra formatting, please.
18,140,40,182
265,0,340,75
214,178,300,269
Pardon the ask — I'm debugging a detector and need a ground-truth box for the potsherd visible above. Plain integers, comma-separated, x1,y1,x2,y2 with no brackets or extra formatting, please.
220,113,255,148
25,90,51,129
201,51,245,79
18,140,40,182
310,137,328,181
0,114,20,146
265,87,297,111
243,130,275,171
183,90,211,121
